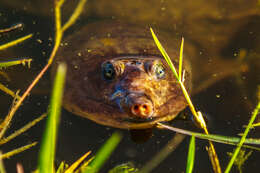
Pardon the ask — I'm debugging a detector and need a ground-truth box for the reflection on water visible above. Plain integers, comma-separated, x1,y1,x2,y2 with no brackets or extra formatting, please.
0,0,259,172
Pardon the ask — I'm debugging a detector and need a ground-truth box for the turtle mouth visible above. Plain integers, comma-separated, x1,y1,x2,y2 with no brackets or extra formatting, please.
122,116,155,123
110,90,155,119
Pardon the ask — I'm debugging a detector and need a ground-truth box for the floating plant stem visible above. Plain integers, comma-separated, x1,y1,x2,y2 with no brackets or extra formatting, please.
0,34,33,51
157,123,260,150
0,142,37,160
0,23,23,33
0,58,32,69
61,0,88,32
0,91,21,139
0,113,47,146
0,83,20,99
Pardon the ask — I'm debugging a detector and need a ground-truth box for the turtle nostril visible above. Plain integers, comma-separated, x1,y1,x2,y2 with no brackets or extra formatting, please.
131,103,153,118
132,104,140,115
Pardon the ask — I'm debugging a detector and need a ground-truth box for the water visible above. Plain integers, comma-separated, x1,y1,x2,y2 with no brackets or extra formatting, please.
0,1,259,172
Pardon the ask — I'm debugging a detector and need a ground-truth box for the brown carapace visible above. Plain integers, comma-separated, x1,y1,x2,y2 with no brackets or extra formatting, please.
53,22,192,129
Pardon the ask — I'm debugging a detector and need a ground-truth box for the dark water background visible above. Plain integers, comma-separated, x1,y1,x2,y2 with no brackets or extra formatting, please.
0,1,260,173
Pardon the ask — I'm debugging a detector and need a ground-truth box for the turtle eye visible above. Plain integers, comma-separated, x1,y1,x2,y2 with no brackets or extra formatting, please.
102,62,116,81
154,63,165,79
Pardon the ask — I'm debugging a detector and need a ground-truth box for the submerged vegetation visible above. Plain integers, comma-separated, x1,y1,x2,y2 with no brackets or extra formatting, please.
0,0,259,173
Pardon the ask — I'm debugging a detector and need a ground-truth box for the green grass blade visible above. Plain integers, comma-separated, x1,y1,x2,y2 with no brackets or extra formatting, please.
150,28,197,117
157,123,260,149
186,136,195,173
225,101,260,173
150,28,179,81
56,161,67,173
84,132,122,173
38,63,67,173
179,37,184,80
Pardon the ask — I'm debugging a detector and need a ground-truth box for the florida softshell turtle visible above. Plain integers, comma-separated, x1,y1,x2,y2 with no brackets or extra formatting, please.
53,21,240,129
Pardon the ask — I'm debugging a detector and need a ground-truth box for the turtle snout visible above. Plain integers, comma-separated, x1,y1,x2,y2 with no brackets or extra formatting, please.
131,101,153,118
127,95,154,118
110,89,154,119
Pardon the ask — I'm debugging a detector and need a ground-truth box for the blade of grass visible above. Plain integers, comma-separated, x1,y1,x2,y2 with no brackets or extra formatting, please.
0,91,20,139
224,101,260,173
151,28,221,173
0,142,37,160
0,34,33,51
150,28,179,80
38,63,67,173
179,37,184,80
84,132,122,173
157,123,260,150
150,28,198,127
65,151,91,173
0,152,6,173
76,156,95,173
61,0,88,32
186,136,195,173
0,83,20,99
0,113,47,146
56,161,68,173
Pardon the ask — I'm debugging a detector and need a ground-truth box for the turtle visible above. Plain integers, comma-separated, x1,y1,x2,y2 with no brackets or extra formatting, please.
52,21,241,129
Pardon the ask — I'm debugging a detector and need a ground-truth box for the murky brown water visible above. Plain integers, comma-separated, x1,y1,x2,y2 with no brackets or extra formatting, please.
0,1,260,172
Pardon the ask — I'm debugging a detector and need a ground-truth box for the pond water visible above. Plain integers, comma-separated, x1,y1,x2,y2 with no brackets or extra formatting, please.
0,1,260,173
